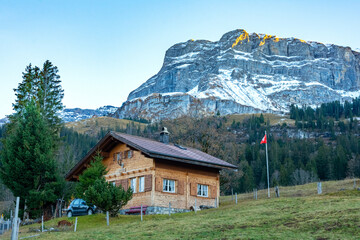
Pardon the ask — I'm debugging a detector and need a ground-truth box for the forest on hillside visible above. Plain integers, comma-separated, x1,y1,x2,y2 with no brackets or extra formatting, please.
59,100,360,195
2,99,360,196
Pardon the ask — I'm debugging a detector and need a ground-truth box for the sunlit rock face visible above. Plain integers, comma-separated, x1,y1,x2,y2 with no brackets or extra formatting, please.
113,29,360,121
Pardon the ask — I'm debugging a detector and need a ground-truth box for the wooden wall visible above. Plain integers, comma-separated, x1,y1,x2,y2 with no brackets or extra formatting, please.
154,159,220,209
103,143,154,208
101,142,220,210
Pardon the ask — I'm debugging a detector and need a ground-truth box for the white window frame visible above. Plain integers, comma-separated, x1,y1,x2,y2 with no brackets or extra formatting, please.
130,178,137,193
197,184,208,197
138,176,145,192
163,179,175,193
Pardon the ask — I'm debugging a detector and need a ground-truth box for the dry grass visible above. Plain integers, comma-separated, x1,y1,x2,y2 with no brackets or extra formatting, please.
226,113,295,126
65,116,147,136
3,179,360,240
221,178,359,203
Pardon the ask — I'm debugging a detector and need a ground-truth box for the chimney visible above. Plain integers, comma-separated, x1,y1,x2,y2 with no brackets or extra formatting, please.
160,127,170,144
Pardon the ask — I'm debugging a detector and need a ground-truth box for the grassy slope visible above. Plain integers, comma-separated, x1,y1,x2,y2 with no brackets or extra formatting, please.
64,113,294,137
9,179,360,240
226,113,295,127
64,116,147,136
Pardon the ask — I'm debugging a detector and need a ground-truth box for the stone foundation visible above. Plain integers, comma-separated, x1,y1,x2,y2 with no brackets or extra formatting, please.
119,206,190,215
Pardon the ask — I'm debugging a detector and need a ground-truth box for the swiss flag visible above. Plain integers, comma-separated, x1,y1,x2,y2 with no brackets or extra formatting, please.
260,134,267,144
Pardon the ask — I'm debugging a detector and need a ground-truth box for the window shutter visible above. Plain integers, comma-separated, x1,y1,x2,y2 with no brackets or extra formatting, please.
115,180,121,187
210,185,217,198
190,183,197,196
144,174,152,192
155,177,162,192
177,180,184,195
119,179,129,190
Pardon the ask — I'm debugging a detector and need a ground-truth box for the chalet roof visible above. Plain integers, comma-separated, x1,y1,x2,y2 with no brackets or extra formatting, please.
65,131,237,181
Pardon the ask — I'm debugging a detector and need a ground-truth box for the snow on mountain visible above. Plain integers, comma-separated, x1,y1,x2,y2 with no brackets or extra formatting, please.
0,117,9,126
60,105,118,123
113,29,360,121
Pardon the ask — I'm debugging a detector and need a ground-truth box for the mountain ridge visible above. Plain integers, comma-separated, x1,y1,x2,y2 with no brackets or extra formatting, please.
113,29,360,121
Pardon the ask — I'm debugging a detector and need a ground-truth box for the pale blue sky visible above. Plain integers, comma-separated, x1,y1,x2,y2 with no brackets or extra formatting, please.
1,0,359,119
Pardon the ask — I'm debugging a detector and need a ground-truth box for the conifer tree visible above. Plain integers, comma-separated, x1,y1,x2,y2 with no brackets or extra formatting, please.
76,152,133,217
0,102,62,217
12,61,64,136
75,152,108,197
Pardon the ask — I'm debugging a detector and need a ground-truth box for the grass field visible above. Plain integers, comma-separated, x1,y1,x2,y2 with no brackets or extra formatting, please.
65,116,147,136
225,113,295,127
3,179,360,240
64,113,294,137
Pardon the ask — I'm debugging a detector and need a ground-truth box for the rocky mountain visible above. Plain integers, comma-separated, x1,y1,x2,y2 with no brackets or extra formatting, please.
0,106,118,124
0,117,8,126
113,29,360,121
60,105,118,123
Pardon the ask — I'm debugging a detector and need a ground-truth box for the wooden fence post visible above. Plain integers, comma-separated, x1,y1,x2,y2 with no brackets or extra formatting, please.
275,186,280,198
195,199,197,214
317,182,322,194
41,215,44,232
74,217,78,232
141,204,143,221
11,197,20,240
235,193,238,204
168,202,171,216
106,211,109,226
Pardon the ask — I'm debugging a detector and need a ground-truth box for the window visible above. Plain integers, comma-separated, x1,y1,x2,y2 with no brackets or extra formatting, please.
71,199,80,206
197,184,208,197
116,152,122,161
163,179,175,193
130,178,137,193
138,176,145,192
110,181,116,186
127,150,133,159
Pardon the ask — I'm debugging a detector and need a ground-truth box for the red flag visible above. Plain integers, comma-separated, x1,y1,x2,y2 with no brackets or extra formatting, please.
260,134,267,144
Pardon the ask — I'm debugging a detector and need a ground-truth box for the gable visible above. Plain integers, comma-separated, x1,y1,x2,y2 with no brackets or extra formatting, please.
65,131,236,181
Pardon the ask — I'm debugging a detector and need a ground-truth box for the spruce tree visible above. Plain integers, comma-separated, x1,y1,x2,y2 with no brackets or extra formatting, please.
84,178,133,217
76,152,133,217
75,151,108,197
0,102,62,217
12,60,64,136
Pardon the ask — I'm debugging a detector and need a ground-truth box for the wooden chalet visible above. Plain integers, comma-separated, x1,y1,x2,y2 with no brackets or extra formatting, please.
65,128,237,214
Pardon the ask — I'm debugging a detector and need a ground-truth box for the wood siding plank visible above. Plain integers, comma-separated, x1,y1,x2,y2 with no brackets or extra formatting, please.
177,180,184,195
190,182,197,196
155,177,162,192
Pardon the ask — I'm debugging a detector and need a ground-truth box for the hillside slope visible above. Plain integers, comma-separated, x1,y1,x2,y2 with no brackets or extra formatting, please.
11,179,360,240
65,116,147,136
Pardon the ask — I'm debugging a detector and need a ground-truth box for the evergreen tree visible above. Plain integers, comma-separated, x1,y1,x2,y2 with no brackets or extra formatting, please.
12,61,64,135
75,152,108,197
38,60,64,132
84,178,133,217
0,102,62,217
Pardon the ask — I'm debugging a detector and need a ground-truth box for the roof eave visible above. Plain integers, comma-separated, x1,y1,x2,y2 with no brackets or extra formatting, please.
65,131,114,181
148,152,238,170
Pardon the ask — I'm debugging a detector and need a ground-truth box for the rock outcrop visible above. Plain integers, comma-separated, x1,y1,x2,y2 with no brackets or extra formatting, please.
114,29,360,121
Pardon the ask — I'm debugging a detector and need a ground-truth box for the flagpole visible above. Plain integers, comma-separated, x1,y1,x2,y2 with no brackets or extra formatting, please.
265,130,270,198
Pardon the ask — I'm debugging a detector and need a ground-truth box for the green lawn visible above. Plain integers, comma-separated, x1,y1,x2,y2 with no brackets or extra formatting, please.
4,180,360,240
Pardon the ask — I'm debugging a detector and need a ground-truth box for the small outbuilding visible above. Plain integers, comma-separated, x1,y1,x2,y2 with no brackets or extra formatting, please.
65,128,237,214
